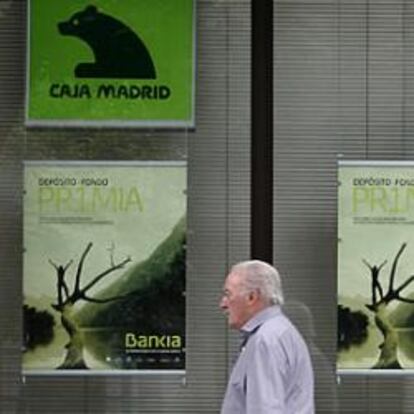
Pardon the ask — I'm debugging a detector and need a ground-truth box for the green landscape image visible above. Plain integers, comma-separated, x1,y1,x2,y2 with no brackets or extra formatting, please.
338,162,414,371
23,162,186,372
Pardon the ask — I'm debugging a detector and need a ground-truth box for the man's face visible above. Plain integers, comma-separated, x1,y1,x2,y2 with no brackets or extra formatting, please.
220,271,252,330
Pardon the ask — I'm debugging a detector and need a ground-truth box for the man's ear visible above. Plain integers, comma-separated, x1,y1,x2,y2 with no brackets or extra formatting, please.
247,289,260,304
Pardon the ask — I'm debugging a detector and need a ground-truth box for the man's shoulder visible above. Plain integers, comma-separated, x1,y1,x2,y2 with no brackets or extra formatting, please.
256,311,296,340
253,312,312,369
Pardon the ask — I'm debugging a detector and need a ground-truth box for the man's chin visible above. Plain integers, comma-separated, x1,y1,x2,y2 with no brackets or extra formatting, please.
228,320,239,330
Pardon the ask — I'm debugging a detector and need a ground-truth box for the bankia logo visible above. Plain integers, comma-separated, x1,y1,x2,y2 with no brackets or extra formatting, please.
58,5,156,80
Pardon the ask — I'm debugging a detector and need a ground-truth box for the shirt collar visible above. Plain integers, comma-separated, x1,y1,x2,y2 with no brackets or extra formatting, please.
241,305,281,335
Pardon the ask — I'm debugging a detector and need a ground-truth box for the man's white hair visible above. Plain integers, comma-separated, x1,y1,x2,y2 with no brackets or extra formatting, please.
231,260,284,306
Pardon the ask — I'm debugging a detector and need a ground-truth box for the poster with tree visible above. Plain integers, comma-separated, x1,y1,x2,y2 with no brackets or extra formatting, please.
338,160,414,373
23,161,186,375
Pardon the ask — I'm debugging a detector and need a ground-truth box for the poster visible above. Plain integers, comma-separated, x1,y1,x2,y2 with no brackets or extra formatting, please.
338,160,414,373
26,0,195,127
23,161,186,375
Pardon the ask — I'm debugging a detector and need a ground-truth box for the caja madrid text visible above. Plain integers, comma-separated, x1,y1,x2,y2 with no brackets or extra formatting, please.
49,83,171,100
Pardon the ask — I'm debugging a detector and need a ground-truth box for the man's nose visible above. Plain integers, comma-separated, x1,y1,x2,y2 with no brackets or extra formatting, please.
220,296,228,309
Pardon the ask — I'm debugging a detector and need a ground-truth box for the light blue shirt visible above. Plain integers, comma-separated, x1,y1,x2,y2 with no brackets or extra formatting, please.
221,306,314,414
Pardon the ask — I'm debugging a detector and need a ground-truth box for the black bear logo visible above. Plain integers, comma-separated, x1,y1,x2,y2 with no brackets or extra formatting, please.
58,5,156,79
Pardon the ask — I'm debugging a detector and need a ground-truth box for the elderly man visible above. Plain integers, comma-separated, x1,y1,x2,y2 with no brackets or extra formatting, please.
220,260,314,414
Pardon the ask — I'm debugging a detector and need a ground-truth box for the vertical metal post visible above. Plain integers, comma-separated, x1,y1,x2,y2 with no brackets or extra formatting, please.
251,0,273,262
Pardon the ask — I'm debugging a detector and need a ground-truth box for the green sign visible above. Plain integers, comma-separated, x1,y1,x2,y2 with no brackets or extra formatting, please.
23,161,186,375
26,0,194,127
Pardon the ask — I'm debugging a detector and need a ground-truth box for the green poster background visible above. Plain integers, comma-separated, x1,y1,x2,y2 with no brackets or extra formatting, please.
338,161,414,372
26,0,194,127
23,161,186,374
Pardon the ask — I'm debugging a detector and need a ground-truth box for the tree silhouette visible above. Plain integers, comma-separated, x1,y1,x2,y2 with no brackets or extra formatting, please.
363,259,386,306
363,242,414,369
49,242,131,369
49,259,72,309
